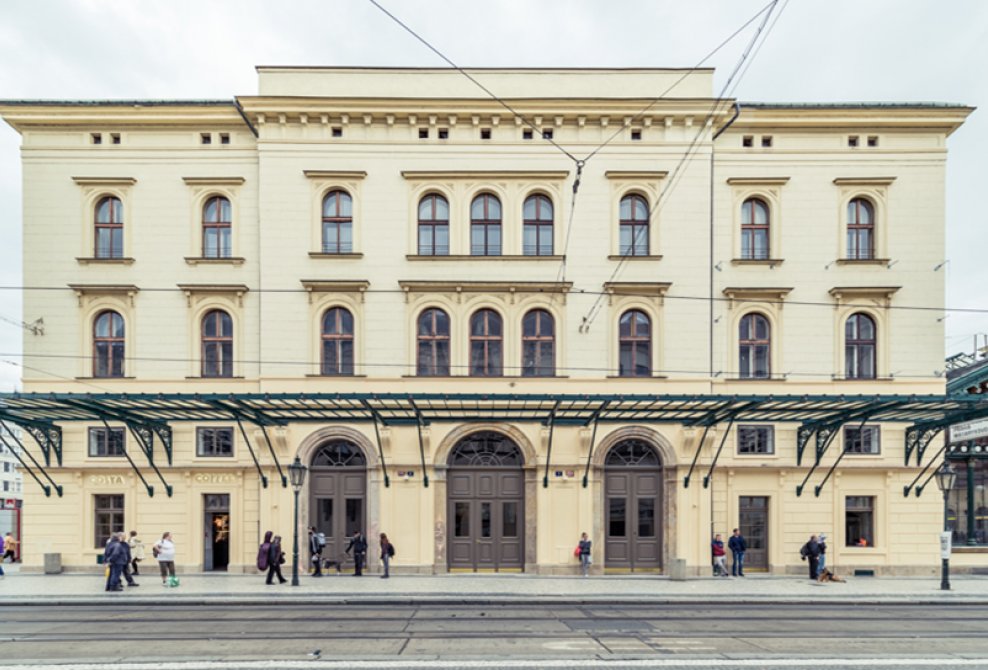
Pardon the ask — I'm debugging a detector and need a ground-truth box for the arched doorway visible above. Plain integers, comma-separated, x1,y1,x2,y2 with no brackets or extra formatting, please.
309,440,367,561
447,431,525,571
604,439,663,571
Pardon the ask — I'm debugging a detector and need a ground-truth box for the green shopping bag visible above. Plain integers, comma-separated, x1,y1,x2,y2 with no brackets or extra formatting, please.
168,575,180,587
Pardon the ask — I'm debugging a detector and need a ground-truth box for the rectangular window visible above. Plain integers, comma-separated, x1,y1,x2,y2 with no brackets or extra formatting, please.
197,427,234,457
742,135,753,147
2,482,7,492
848,135,860,148
438,128,449,140
480,128,491,140
541,129,553,140
418,128,429,139
110,133,121,145
844,426,880,454
418,222,449,256
737,425,775,454
522,129,533,140
760,135,773,147
200,133,212,145
219,133,230,144
454,502,470,537
867,135,879,147
471,223,501,256
845,496,875,547
91,133,103,145
608,498,626,537
88,427,125,457
630,129,642,141
94,494,124,548
332,127,343,138
322,221,353,254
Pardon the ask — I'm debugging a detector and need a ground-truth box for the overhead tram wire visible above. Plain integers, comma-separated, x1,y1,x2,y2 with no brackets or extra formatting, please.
0,283,985,316
365,0,580,165
580,0,783,331
579,0,779,164
0,350,950,381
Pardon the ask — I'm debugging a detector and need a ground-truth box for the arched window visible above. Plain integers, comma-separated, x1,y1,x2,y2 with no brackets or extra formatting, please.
322,190,353,254
201,309,233,378
522,309,555,377
619,194,649,256
470,309,503,376
311,440,366,467
847,198,874,260
523,194,553,256
619,309,651,377
739,313,771,379
448,431,524,466
94,196,124,259
93,310,125,378
605,439,661,467
202,196,232,258
417,308,450,376
418,194,449,256
470,193,502,256
321,307,354,376
740,198,770,260
845,313,876,379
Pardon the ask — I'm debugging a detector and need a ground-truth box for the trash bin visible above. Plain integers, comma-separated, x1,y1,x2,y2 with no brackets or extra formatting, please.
44,553,62,574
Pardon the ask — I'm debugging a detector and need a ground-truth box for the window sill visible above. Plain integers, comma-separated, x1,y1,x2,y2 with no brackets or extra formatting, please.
725,376,786,382
309,252,364,259
76,376,136,380
407,254,565,261
835,258,891,266
195,455,236,460
184,376,246,380
831,376,894,382
731,258,784,268
76,257,135,265
607,254,662,261
184,256,245,266
400,374,570,379
951,546,988,554
305,374,368,378
605,374,669,380
736,453,779,458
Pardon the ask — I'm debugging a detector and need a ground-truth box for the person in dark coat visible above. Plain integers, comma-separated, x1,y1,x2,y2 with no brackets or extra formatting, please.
801,534,822,580
117,532,139,587
266,534,287,585
308,527,324,577
103,534,129,592
345,531,367,576
728,528,747,577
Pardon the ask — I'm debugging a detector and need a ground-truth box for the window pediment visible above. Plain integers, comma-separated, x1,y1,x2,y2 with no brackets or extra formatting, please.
603,281,672,306
177,283,249,307
69,283,139,307
722,286,792,309
829,286,900,308
399,280,571,304
300,280,370,304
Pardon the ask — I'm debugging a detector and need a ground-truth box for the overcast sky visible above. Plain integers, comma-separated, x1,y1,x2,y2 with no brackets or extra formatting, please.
0,0,984,391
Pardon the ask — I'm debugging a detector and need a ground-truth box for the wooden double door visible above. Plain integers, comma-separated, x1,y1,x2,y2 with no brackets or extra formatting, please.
738,495,769,571
604,469,662,571
309,468,366,561
447,468,524,571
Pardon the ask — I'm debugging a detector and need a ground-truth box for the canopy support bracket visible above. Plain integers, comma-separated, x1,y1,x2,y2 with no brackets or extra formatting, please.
542,402,560,488
0,421,61,497
409,398,430,488
235,417,269,489
122,421,173,497
361,400,390,488
702,417,735,489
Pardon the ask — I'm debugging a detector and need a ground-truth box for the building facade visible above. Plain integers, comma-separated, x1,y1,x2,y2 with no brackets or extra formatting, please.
0,68,974,575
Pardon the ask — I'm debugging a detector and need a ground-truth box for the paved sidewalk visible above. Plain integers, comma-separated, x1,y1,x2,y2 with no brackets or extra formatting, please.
1,564,986,605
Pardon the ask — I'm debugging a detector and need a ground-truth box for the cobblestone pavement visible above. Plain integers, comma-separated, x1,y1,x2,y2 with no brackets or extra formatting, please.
1,564,986,603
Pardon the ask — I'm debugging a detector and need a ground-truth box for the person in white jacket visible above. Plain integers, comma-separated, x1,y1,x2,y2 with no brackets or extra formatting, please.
128,530,145,575
153,532,177,586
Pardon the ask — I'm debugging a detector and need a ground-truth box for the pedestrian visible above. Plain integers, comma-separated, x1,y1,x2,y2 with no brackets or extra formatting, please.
379,532,394,579
154,531,177,586
128,530,145,575
266,534,287,585
117,532,139,587
103,533,128,591
728,528,747,577
711,534,728,577
818,533,828,572
308,527,324,577
800,534,822,580
3,532,17,562
345,530,367,576
0,533,5,577
577,532,592,577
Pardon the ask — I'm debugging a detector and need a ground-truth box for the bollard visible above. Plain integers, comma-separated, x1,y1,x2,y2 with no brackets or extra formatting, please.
668,557,687,581
44,553,62,574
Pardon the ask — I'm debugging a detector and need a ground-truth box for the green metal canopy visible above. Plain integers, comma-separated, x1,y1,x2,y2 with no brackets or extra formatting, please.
2,391,987,501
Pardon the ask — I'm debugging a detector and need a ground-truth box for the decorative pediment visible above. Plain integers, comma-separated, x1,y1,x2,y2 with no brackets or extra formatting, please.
71,177,137,187
398,280,571,304
300,280,370,304
828,286,900,308
722,286,793,309
177,283,249,307
182,177,245,186
68,284,139,307
832,177,896,186
603,281,672,306
400,170,569,181
726,177,790,185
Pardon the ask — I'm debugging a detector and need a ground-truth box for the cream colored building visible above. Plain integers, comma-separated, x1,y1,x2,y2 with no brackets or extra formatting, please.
0,68,977,576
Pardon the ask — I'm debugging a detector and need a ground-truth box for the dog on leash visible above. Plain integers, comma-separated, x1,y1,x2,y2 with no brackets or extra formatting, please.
818,568,845,583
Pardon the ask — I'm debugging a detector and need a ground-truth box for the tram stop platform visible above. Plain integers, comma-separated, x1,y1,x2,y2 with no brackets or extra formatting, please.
1,565,987,606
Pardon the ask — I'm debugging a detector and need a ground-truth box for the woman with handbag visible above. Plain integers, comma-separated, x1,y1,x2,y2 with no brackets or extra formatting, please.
153,532,177,587
266,534,287,585
577,532,592,577
128,530,145,576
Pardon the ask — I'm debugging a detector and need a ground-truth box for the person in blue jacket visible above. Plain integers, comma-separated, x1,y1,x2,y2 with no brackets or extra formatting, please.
728,528,747,577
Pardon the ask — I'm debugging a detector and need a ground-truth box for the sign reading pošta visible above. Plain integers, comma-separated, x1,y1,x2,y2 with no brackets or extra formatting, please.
949,418,988,443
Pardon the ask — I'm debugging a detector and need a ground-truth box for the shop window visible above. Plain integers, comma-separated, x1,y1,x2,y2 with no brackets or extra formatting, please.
738,425,774,454
88,427,125,457
94,494,124,548
197,427,234,457
845,496,875,547
844,426,880,454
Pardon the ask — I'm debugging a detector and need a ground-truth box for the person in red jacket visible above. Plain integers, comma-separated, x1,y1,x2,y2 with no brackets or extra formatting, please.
711,534,728,577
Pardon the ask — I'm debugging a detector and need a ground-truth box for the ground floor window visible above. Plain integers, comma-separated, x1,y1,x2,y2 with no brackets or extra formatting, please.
88,427,125,457
844,426,880,454
197,427,234,457
948,458,988,546
94,494,124,548
845,495,874,547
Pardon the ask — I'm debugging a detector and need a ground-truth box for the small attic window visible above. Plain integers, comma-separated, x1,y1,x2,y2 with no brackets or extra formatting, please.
760,135,773,148
541,129,554,140
848,135,860,148
331,127,343,138
867,136,879,147
742,135,754,148
110,133,121,145
200,133,212,145
522,129,534,140
630,129,642,141
418,128,429,139
480,128,491,140
219,133,230,144
438,128,449,140
91,133,103,145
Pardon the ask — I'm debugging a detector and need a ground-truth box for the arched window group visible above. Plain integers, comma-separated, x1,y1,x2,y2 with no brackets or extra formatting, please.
202,196,232,258
416,193,554,257
416,308,556,377
322,190,353,254
93,310,125,378
94,196,124,259
740,198,770,260
847,197,875,260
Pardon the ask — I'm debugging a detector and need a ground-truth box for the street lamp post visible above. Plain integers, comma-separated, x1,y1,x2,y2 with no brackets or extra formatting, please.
287,456,308,587
935,461,957,591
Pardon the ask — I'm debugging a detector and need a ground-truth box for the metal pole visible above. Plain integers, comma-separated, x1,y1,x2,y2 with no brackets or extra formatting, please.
967,457,977,546
942,487,951,591
291,489,300,586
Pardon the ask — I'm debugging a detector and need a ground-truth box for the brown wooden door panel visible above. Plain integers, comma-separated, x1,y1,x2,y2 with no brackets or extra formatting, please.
447,469,524,571
605,468,663,571
739,496,769,570
310,468,366,561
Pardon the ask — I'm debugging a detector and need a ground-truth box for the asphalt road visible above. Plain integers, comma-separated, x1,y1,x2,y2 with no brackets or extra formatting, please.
1,603,988,668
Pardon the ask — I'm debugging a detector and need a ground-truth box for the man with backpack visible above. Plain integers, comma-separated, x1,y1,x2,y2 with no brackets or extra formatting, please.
800,534,822,580
345,530,367,577
308,526,326,577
